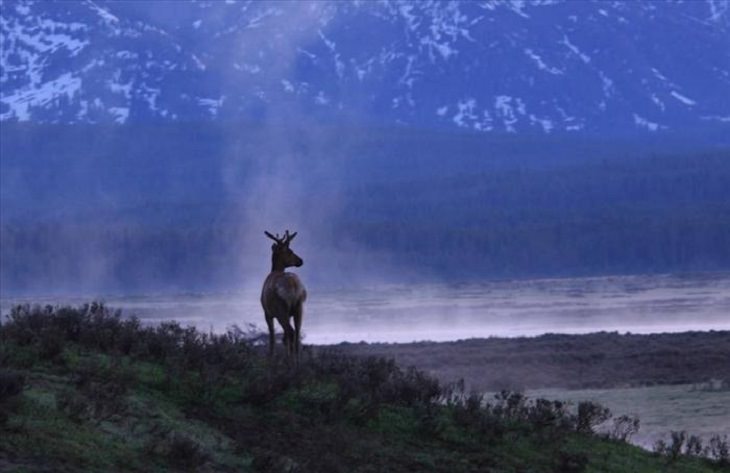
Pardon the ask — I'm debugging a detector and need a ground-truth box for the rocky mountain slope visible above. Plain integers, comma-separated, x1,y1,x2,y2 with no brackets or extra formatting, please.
2,0,729,133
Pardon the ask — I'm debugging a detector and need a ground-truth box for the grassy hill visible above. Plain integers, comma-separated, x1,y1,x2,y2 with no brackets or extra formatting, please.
1,304,727,472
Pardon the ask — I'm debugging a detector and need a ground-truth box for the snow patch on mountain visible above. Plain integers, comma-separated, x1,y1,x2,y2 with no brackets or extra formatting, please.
560,35,590,64
670,91,697,106
318,29,345,78
598,71,615,98
139,84,160,111
481,0,530,19
315,91,330,105
633,113,663,132
108,107,129,123
702,115,730,122
86,0,119,25
198,97,224,117
1,73,82,121
524,48,563,74
529,114,553,133
453,98,477,127
281,80,295,93
495,95,525,133
707,0,729,21
0,14,89,88
191,54,206,71
651,94,666,111
108,79,132,100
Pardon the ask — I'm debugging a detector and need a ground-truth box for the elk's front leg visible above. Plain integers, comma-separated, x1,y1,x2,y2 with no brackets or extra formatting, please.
265,314,276,357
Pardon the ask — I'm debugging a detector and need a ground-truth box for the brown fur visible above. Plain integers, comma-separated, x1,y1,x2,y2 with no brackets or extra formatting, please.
261,230,307,358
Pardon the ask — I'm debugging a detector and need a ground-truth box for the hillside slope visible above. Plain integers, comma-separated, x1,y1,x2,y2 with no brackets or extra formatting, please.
1,304,727,472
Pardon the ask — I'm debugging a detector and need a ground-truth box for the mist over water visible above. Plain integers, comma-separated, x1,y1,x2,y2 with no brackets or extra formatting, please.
3,272,728,345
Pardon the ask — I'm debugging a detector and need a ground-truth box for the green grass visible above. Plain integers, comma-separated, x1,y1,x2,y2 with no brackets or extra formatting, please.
1,304,727,472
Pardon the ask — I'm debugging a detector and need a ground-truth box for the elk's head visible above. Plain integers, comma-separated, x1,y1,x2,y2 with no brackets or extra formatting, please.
265,230,303,271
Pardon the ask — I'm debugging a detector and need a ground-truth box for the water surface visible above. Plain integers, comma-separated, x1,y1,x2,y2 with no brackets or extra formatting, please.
2,272,729,344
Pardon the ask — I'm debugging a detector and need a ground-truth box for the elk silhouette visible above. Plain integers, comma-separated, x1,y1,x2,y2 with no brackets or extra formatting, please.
261,230,307,357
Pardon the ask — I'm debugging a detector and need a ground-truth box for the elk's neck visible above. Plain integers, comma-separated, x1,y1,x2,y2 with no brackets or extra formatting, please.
271,257,287,273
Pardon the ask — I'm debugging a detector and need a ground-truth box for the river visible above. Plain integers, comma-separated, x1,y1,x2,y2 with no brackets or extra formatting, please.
2,272,729,344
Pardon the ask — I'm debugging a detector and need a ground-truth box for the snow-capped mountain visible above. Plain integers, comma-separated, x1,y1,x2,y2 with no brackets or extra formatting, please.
1,0,729,134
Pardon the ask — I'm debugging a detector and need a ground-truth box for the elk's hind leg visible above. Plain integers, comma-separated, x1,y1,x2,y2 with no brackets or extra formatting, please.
277,317,295,358
292,302,303,358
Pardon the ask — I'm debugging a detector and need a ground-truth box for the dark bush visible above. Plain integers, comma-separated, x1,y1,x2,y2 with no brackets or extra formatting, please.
608,415,640,442
57,389,90,423
252,450,301,473
447,387,507,439
707,434,729,465
554,450,588,473
668,430,687,461
655,431,688,463
655,432,730,466
576,401,611,434
167,433,210,469
1,304,257,369
685,434,703,457
298,351,441,415
38,326,65,360
493,390,528,420
527,398,571,430
0,369,25,402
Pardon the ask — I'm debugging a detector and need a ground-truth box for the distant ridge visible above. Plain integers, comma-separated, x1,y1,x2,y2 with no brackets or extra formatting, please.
2,0,729,134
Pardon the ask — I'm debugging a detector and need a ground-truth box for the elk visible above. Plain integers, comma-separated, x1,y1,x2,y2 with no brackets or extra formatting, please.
261,230,307,358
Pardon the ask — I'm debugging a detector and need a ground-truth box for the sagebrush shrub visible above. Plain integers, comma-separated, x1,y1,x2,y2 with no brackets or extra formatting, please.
576,401,611,434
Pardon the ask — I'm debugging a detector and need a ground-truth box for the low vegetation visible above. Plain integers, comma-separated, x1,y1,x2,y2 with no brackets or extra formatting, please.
0,304,726,472
654,431,729,467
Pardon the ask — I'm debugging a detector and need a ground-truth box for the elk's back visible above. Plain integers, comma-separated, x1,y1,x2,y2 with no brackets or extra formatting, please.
261,272,307,314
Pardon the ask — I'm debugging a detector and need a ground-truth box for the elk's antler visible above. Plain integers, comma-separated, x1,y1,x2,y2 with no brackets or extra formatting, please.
264,231,284,244
265,230,298,245
284,230,297,244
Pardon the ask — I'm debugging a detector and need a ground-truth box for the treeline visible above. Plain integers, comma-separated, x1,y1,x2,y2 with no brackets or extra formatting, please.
339,151,730,278
0,222,249,293
1,123,729,292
